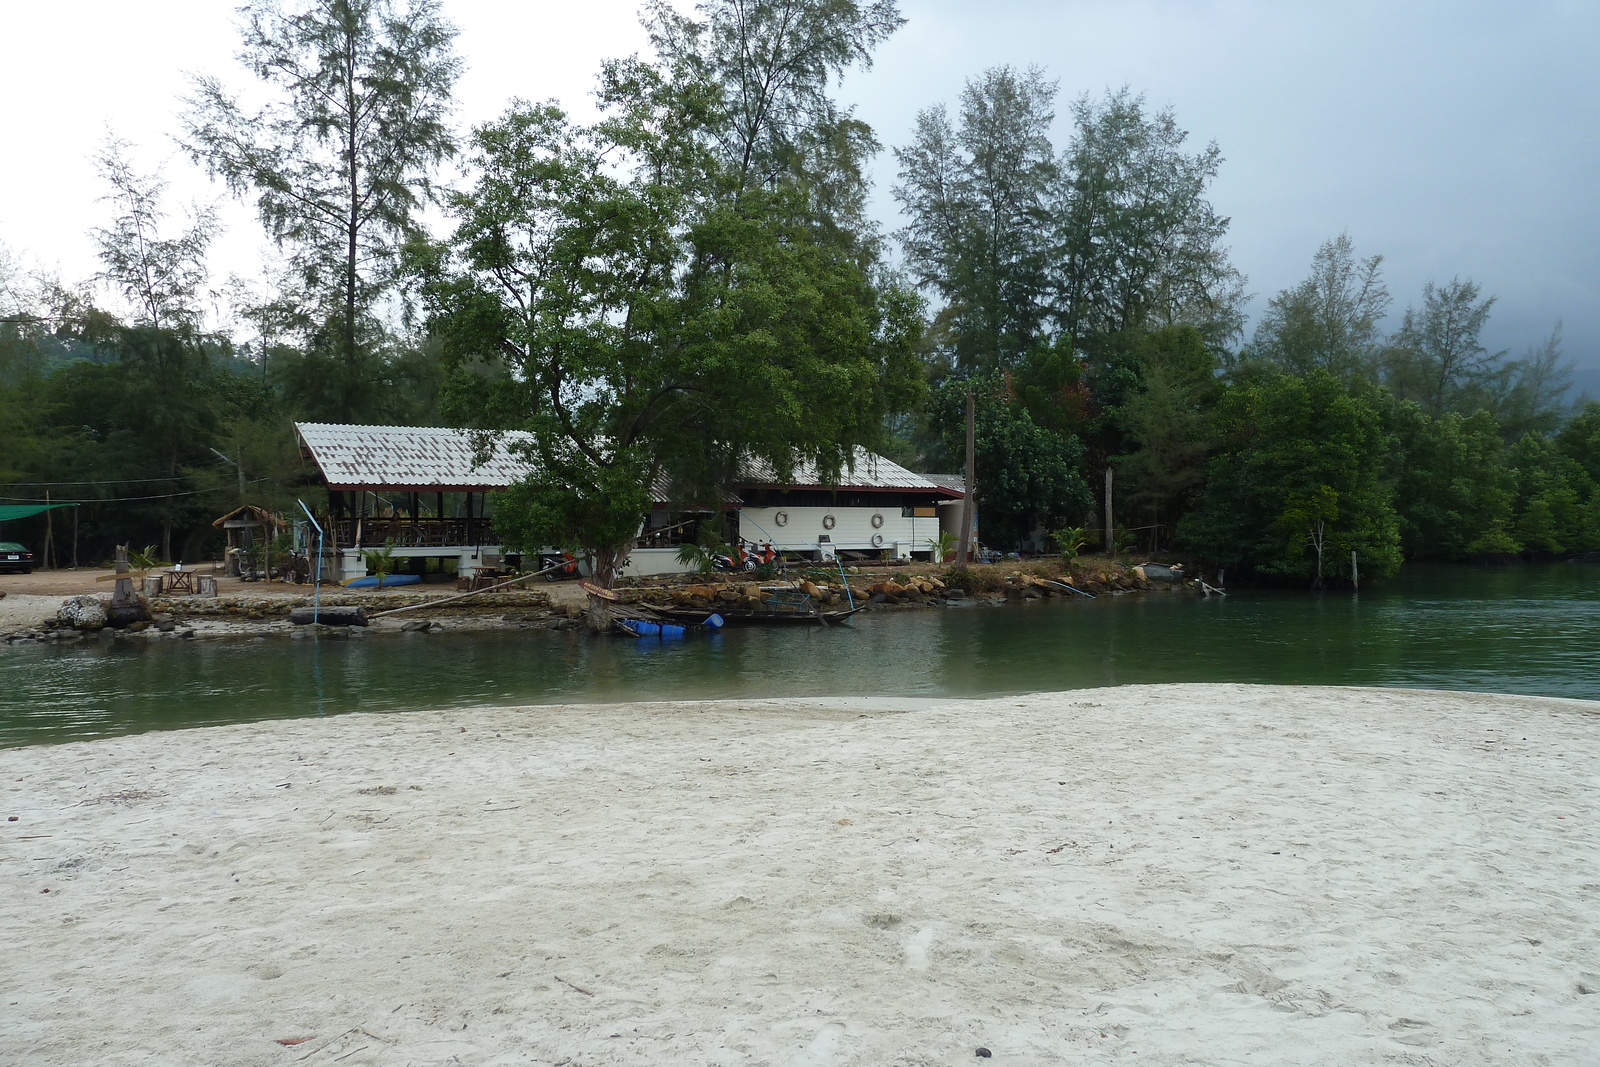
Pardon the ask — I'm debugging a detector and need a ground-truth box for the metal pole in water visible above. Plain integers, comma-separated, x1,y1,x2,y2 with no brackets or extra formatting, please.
299,500,324,623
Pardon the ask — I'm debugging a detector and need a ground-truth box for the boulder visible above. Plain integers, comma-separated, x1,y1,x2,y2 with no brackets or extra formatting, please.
58,595,108,631
800,580,822,599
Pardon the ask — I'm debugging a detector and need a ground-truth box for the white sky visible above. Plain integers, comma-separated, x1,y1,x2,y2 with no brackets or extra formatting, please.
2,0,1596,384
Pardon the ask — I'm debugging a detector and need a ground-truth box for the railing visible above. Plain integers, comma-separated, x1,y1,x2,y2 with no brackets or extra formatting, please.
333,518,477,548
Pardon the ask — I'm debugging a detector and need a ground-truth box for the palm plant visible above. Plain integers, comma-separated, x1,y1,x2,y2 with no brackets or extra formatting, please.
361,542,399,586
1051,526,1089,561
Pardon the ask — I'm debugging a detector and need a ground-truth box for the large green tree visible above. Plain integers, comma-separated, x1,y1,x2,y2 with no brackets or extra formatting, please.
1054,88,1245,348
420,12,921,587
182,0,461,420
86,142,224,560
1383,277,1500,417
926,372,1092,550
644,0,901,231
1381,399,1517,559
1247,233,1389,382
1181,371,1401,585
893,65,1059,373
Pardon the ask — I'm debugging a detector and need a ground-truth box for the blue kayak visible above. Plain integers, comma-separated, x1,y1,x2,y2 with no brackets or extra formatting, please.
344,573,423,589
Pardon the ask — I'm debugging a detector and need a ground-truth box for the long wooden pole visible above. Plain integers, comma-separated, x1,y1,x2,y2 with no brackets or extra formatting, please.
1103,467,1114,555
956,387,976,565
368,557,574,618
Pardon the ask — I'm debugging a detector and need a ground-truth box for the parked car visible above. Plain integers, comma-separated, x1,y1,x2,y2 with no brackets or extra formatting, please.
0,541,36,574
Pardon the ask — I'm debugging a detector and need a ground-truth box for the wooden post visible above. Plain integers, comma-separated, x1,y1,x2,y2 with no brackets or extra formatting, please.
111,544,134,611
71,505,78,570
956,386,976,565
1351,549,1359,590
1103,468,1114,555
43,490,53,570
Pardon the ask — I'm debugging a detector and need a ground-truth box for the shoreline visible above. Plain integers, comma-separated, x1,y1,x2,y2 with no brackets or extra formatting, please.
4,684,1597,1065
2,558,1169,644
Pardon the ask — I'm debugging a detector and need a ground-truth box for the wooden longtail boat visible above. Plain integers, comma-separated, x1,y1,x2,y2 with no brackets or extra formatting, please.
650,606,862,627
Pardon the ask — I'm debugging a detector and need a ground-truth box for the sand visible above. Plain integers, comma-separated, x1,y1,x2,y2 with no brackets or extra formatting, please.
2,684,1597,1066
0,592,65,635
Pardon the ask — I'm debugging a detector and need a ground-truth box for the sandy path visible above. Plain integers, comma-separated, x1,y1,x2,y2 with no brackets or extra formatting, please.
2,685,1597,1065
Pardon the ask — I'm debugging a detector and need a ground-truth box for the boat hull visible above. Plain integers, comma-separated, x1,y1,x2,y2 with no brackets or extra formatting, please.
652,607,862,626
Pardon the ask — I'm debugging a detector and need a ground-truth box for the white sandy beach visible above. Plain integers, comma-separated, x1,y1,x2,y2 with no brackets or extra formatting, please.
3,684,1597,1066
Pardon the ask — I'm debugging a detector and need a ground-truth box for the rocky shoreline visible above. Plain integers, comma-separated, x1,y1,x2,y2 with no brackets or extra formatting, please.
1,557,1187,645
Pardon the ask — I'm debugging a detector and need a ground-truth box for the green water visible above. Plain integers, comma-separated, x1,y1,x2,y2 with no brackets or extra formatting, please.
2,562,1596,748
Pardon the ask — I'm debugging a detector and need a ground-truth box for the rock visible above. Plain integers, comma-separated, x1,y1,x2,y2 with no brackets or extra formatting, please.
125,620,151,633
800,580,822,598
154,614,176,633
944,588,966,601
58,595,108,631
401,619,431,632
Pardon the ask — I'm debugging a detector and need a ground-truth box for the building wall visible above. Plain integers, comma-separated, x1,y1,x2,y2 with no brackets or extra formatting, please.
738,505,942,558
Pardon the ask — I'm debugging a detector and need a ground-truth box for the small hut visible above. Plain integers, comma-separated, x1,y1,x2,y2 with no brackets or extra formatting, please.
212,505,287,577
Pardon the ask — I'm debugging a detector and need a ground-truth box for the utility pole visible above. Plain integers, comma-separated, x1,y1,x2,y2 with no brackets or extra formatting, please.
1103,467,1114,555
956,387,976,565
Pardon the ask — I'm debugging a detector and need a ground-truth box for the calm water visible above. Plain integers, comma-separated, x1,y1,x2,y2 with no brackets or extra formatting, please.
1,562,1596,748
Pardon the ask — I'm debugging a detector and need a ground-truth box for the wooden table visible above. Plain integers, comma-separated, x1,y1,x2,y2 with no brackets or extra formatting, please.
163,568,196,595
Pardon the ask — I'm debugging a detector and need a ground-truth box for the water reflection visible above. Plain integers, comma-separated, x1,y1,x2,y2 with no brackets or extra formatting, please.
1,562,1595,747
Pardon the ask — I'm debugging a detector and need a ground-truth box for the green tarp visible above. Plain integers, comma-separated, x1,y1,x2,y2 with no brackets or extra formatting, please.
0,503,78,522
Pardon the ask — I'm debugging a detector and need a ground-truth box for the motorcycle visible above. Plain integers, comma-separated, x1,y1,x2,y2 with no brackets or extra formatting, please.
712,542,758,573
538,552,581,581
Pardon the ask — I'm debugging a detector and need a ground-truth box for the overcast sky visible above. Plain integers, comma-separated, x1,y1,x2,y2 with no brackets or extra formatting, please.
3,0,1596,385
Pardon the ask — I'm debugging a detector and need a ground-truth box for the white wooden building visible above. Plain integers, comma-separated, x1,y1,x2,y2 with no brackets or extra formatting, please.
295,423,968,580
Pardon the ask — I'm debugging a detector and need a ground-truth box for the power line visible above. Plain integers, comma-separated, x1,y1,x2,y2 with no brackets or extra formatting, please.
0,477,274,505
13,475,182,488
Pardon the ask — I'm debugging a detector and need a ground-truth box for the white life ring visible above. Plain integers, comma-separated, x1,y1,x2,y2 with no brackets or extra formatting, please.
774,510,789,527
871,533,884,547
870,513,884,529
822,514,836,530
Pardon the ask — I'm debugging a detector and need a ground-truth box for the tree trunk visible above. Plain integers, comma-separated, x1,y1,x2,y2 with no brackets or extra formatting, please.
957,387,975,564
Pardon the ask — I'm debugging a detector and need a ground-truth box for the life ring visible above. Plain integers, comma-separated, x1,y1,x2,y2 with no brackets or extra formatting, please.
822,514,836,530
870,513,884,529
774,510,789,527
871,533,884,547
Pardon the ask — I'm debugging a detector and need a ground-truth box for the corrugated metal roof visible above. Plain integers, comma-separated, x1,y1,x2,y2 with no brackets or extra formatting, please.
738,448,960,495
296,424,961,499
925,473,967,495
296,423,531,491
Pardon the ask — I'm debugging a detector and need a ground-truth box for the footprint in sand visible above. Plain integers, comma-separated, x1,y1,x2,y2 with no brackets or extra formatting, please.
789,1020,846,1065
903,926,936,970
